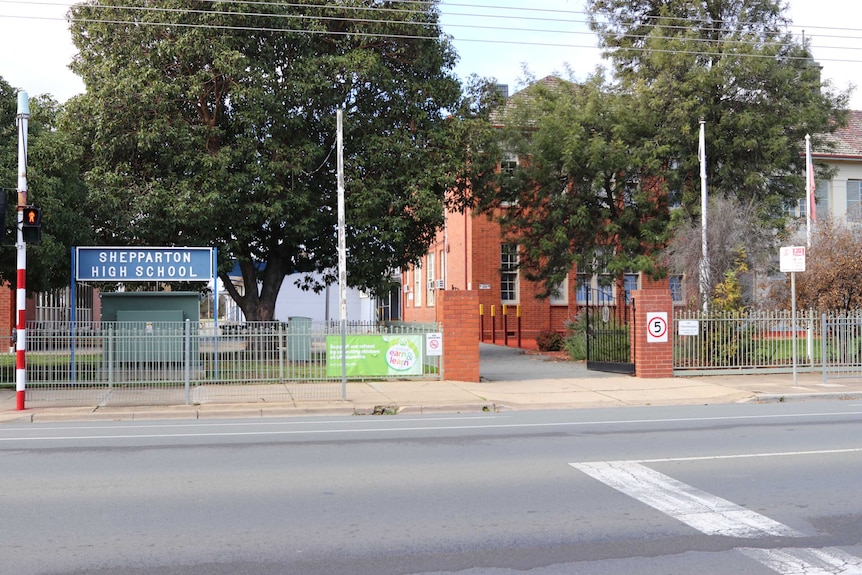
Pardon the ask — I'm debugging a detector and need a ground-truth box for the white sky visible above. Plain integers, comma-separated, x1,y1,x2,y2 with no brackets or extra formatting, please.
0,0,859,108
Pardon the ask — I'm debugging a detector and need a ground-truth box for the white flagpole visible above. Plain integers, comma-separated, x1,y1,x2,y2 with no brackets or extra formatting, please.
699,120,709,312
804,134,815,364
805,134,814,248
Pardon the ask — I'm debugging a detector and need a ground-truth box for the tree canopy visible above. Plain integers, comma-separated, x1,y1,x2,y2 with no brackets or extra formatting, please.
787,217,862,313
474,75,670,296
471,0,850,301
587,0,849,219
66,0,494,320
0,78,92,294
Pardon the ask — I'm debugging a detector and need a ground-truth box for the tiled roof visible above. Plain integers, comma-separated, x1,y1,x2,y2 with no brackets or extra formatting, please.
490,76,569,126
816,110,862,158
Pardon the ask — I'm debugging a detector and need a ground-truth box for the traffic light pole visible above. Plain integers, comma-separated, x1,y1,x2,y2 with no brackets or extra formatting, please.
15,91,28,410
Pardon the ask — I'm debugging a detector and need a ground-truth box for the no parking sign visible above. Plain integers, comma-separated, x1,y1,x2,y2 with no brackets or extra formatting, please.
646,312,668,343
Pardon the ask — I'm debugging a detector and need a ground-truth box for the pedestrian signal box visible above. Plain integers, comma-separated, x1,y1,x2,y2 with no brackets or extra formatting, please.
21,206,41,244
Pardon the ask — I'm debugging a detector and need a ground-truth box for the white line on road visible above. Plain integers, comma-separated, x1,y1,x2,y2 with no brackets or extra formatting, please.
739,547,862,574
5,409,862,443
570,461,803,538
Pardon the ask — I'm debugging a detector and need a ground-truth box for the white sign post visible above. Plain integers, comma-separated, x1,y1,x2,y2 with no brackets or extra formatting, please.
646,312,668,343
780,246,806,387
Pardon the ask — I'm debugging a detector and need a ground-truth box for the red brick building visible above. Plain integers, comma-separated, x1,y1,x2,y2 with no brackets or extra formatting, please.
401,78,672,340
401,202,670,340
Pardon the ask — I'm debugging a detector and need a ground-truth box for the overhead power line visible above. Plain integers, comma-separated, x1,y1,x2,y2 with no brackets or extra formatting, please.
1,0,862,65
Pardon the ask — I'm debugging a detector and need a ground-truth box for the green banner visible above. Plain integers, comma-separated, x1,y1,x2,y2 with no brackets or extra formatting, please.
326,334,424,377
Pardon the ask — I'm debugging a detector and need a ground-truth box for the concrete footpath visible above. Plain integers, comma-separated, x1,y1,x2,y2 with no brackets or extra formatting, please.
1,343,859,423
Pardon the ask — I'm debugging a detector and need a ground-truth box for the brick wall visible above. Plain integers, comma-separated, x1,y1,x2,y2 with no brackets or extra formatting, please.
631,288,673,378
439,290,480,382
0,283,12,341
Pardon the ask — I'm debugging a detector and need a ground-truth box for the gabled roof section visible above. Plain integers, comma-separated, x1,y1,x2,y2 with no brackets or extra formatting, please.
816,110,862,159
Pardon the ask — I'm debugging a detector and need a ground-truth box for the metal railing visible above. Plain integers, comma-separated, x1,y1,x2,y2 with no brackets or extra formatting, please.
12,320,441,406
673,310,862,380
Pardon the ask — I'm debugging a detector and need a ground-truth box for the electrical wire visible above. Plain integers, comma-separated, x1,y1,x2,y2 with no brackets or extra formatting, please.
0,0,861,65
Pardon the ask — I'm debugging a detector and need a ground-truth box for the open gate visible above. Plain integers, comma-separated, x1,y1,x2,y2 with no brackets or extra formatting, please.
584,288,635,374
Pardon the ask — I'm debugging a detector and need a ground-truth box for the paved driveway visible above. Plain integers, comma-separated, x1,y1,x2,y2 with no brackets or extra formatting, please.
480,343,617,381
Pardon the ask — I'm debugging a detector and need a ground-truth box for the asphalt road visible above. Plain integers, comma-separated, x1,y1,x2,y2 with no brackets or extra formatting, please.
4,402,862,574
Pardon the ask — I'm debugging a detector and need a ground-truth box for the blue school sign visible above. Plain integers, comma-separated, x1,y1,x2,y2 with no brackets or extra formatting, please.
75,247,214,282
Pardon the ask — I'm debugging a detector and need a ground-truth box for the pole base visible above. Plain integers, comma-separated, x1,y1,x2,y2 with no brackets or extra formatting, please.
16,389,25,410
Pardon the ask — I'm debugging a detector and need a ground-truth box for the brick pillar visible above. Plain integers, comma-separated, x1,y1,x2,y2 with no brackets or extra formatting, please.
632,288,674,378
439,290,480,382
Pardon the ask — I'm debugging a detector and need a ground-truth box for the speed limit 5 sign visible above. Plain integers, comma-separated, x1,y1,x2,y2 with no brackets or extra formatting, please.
646,312,668,343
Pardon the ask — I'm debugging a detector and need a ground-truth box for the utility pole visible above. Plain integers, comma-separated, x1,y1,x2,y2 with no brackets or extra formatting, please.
15,91,29,410
337,109,347,399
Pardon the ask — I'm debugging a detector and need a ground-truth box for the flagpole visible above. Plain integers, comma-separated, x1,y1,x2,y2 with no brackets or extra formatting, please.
805,134,814,248
804,134,815,364
699,120,709,312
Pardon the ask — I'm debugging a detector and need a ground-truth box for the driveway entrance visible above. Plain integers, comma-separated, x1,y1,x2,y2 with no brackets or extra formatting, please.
479,343,618,382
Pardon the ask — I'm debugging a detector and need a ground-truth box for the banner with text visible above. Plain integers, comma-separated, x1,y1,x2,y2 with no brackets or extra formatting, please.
326,334,424,377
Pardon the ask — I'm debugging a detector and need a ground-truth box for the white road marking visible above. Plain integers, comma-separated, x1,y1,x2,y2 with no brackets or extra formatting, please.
570,461,803,538
739,547,862,574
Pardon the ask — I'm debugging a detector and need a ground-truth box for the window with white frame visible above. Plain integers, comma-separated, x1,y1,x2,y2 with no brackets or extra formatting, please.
576,273,614,304
669,275,684,304
798,179,830,220
413,262,422,307
500,244,519,303
427,253,435,307
549,276,568,305
623,273,639,302
499,153,520,207
500,153,518,175
848,180,862,222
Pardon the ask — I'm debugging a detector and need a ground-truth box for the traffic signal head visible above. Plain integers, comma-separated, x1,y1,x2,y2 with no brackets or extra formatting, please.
21,206,41,244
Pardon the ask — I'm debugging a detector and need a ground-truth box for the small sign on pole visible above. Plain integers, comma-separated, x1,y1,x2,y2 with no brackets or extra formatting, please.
779,246,806,273
779,246,805,387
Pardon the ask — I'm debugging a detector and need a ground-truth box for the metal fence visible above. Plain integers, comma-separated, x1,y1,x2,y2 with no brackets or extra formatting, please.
14,320,441,406
673,310,862,381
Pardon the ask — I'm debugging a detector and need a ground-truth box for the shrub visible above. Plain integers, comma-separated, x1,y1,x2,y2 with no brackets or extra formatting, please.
563,313,587,360
536,329,564,352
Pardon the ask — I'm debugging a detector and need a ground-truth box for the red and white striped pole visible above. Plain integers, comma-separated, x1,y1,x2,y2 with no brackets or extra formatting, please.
16,91,29,411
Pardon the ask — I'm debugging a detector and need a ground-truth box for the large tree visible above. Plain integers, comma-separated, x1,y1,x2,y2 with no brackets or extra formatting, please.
0,78,92,293
474,75,671,295
587,0,849,219
66,0,494,320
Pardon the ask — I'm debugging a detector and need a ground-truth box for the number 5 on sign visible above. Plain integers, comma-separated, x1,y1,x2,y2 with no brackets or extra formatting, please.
647,312,668,343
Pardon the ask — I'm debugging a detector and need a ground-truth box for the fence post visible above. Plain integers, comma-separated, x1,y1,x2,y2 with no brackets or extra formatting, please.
184,318,191,405
821,312,827,385
491,305,496,344
517,305,522,349
279,322,285,382
503,305,508,347
107,323,114,388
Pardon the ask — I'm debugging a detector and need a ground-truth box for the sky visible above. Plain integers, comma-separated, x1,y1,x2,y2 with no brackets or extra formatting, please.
0,0,860,109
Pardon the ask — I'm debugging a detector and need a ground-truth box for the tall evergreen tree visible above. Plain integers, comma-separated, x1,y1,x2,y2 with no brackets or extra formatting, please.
475,75,671,295
588,0,849,219
66,0,495,320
